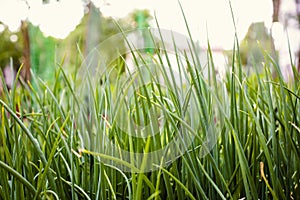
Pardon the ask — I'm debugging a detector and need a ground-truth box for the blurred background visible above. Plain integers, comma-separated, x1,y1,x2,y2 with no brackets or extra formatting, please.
0,0,299,92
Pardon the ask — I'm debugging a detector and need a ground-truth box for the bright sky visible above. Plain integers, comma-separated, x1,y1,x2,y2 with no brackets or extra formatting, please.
98,0,273,49
0,0,297,50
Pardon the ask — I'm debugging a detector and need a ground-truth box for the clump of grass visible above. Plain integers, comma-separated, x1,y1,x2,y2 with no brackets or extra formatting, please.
0,4,299,200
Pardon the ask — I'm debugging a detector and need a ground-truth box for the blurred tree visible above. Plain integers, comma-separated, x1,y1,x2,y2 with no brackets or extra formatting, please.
272,0,281,22
53,1,135,79
82,2,132,76
0,23,22,70
28,23,55,86
240,22,274,67
21,21,31,81
271,0,300,72
0,1,136,88
85,2,102,56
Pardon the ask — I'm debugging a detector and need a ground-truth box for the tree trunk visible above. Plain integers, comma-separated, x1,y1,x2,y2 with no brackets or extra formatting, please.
21,21,31,81
85,2,101,56
272,0,281,22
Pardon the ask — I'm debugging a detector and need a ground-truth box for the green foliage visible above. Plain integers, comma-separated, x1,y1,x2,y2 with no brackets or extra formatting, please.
0,23,22,69
239,22,275,66
29,24,55,85
54,6,133,76
225,22,277,75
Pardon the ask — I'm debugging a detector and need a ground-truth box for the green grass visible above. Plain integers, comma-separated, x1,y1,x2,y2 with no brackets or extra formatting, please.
0,6,300,200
